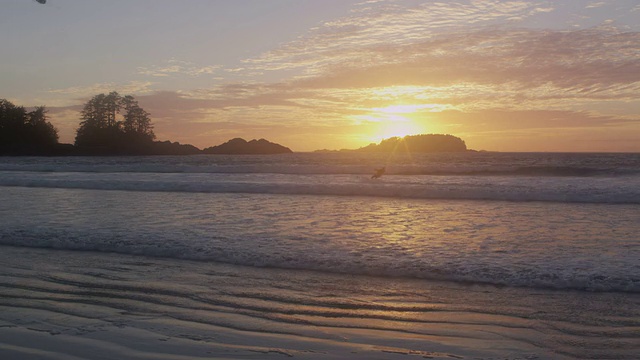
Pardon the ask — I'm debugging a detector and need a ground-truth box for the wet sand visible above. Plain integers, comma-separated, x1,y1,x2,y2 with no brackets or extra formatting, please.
1,246,638,359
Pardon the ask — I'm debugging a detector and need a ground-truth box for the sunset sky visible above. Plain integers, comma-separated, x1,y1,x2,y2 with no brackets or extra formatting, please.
2,0,639,152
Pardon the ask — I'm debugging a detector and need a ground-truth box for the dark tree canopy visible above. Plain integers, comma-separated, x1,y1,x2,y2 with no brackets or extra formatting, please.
75,92,155,152
0,99,58,154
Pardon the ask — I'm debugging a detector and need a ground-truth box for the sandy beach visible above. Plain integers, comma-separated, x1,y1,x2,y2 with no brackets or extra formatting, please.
2,246,638,360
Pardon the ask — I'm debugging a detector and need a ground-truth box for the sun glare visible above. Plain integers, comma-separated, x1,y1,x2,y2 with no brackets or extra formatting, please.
355,113,424,143
357,103,435,143
376,117,422,140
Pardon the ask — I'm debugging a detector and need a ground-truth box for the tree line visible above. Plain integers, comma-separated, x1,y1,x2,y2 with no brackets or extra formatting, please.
1,92,162,155
1,91,288,156
0,99,58,154
74,91,155,152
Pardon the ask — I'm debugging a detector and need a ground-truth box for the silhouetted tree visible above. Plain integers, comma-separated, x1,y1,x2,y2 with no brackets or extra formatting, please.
27,106,59,146
75,92,155,151
0,99,27,144
0,99,58,154
121,95,154,139
105,91,121,128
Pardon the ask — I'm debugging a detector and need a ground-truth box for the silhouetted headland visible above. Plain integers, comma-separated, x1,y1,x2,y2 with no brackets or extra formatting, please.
316,134,469,153
203,138,293,155
1,95,291,156
357,134,467,153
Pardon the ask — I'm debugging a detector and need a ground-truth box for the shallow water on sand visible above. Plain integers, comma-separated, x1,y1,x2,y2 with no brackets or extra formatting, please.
1,246,639,359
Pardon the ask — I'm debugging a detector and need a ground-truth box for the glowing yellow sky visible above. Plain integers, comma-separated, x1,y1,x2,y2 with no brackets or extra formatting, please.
2,0,639,151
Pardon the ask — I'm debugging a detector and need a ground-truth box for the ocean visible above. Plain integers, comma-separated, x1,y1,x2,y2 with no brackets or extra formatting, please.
1,152,639,359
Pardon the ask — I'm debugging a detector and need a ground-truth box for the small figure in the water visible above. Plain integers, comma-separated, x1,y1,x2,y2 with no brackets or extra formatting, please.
371,166,385,179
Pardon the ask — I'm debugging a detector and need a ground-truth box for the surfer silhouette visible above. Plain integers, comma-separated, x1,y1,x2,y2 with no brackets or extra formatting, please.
371,166,385,179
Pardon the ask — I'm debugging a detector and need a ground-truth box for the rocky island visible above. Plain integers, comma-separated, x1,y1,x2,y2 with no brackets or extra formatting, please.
202,138,292,155
355,134,467,153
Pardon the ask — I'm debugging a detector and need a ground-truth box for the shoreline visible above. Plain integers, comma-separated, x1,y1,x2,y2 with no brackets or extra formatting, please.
2,246,638,359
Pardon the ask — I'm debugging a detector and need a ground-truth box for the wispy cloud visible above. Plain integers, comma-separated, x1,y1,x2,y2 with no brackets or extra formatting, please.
586,1,607,9
243,1,556,75
227,0,638,116
48,81,155,96
137,59,222,78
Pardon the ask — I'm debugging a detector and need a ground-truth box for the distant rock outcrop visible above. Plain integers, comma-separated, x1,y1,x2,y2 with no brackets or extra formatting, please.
151,141,201,155
202,138,293,155
356,134,467,153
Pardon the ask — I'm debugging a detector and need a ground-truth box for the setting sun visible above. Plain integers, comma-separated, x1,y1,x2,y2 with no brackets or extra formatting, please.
357,104,436,143
373,115,423,141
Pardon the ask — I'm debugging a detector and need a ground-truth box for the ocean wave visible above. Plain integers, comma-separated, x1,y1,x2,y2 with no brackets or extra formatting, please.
1,163,638,177
0,173,638,204
1,239,637,294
